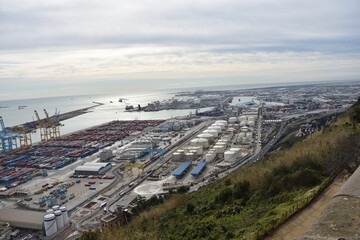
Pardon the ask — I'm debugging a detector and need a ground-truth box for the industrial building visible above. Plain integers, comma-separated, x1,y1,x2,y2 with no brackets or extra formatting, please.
0,209,44,230
74,162,112,176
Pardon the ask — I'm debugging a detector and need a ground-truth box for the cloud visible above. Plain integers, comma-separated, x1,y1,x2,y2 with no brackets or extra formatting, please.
0,0,359,100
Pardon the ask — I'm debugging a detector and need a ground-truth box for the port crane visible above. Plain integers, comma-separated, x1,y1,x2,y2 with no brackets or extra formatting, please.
44,109,64,139
0,116,20,152
123,162,146,175
34,110,52,141
14,125,36,147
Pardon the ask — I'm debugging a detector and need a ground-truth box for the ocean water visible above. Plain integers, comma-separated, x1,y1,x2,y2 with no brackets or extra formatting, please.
0,91,210,143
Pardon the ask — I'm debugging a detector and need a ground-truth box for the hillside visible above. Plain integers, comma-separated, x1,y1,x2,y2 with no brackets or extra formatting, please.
82,99,360,240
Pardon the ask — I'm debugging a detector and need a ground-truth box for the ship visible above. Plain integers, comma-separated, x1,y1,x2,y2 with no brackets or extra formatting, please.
125,105,134,111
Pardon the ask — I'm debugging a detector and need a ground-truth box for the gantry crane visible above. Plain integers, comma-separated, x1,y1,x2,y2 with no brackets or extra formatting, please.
123,162,146,175
34,110,52,141
14,125,36,147
44,109,64,139
0,116,20,152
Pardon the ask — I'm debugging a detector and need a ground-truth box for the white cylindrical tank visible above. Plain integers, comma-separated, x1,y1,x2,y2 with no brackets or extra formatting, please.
60,206,69,226
234,124,240,130
241,127,249,132
205,153,213,162
46,209,54,215
197,133,214,143
52,205,59,211
248,116,256,121
206,129,218,137
177,149,185,155
191,138,209,148
239,132,246,138
213,123,225,131
44,214,57,237
228,117,237,123
238,116,247,122
214,145,225,153
216,120,228,126
186,153,195,162
224,151,236,162
248,121,255,127
246,132,253,139
240,121,247,127
173,152,182,161
54,210,64,230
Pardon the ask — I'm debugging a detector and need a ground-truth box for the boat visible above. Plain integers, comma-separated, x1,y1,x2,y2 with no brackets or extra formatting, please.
125,105,134,110
110,101,113,103
18,105,27,110
119,98,123,102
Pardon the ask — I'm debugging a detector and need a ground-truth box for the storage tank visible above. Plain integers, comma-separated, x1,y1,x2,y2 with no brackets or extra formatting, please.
224,151,236,162
228,117,237,123
44,214,57,237
177,149,185,154
214,145,225,153
197,133,214,143
52,205,59,211
248,121,255,127
241,127,249,132
239,132,246,138
234,124,240,130
46,209,54,215
54,210,64,230
212,123,225,131
186,153,195,162
205,153,213,162
173,152,182,161
191,138,209,148
246,132,253,139
190,146,203,155
205,129,218,137
240,121,247,127
238,116,247,122
216,120,228,126
60,206,69,226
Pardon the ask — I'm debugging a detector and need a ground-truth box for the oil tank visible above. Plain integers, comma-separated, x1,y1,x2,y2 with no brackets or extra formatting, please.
191,138,209,148
240,121,247,127
173,152,182,161
214,145,225,153
241,127,249,132
205,153,213,162
186,153,195,162
224,151,236,162
228,117,237,123
52,205,59,211
238,116,247,122
60,206,69,226
54,210,64,230
44,214,57,237
239,132,246,138
246,132,253,139
46,209,54,215
197,133,214,143
248,121,255,127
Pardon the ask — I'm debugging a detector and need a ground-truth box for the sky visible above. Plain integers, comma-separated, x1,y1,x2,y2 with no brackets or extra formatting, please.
0,0,360,100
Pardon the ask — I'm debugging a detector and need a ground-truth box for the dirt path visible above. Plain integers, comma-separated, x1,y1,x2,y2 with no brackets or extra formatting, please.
265,177,347,240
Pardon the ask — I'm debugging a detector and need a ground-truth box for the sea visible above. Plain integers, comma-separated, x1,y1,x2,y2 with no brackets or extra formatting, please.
0,80,346,143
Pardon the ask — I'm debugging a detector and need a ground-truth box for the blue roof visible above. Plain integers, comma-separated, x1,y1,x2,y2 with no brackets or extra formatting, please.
172,161,192,177
190,161,207,176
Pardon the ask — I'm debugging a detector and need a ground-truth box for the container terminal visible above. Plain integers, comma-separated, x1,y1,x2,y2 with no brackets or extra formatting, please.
0,83,358,239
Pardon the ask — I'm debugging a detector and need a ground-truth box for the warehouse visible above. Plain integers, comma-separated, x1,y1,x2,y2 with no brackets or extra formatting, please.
0,209,44,230
74,162,112,176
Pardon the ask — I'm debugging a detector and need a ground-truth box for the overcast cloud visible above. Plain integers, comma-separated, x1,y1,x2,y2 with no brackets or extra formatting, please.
0,0,359,100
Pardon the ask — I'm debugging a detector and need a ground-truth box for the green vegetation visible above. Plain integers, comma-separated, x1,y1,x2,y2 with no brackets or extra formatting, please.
89,99,360,240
